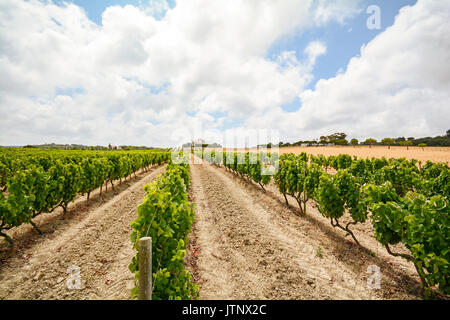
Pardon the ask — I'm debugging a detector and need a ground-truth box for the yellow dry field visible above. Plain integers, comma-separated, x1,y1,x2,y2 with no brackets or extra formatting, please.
276,146,450,163
210,146,450,164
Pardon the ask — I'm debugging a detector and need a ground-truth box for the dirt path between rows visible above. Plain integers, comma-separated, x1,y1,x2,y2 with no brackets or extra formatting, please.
0,165,166,300
186,161,422,300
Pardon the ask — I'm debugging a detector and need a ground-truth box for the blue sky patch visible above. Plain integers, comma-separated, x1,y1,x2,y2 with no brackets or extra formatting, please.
147,119,161,126
208,110,227,119
54,0,417,94
55,87,85,97
267,0,417,90
52,0,175,24
149,82,170,95
281,96,302,113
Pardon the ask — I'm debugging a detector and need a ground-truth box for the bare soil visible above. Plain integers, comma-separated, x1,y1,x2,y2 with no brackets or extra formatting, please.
186,160,423,300
0,165,166,300
0,157,431,300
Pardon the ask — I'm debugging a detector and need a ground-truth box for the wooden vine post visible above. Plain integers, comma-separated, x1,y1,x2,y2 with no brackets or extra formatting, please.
138,237,152,300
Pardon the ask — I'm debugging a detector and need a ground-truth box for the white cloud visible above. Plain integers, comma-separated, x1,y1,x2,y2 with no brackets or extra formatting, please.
3,0,447,147
304,41,327,67
248,0,450,143
311,0,362,26
2,0,350,146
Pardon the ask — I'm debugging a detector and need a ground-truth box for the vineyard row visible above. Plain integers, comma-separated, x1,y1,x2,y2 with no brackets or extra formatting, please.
0,149,171,244
129,156,198,300
195,150,449,298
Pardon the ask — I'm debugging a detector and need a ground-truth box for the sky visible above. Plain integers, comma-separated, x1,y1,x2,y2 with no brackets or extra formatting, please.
0,0,449,147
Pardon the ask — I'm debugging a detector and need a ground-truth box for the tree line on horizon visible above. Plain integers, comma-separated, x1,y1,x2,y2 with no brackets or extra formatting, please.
3,130,450,150
14,143,161,151
278,129,450,148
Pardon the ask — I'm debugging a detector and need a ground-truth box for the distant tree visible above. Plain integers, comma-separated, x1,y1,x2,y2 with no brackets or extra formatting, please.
412,135,450,146
407,137,415,141
381,138,395,149
395,137,406,144
334,138,348,146
400,140,413,150
350,138,359,147
418,143,427,150
320,133,347,143
363,138,377,148
447,129,450,138
329,132,347,140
